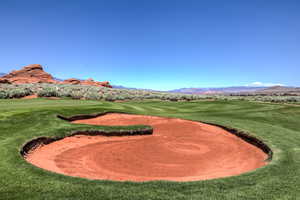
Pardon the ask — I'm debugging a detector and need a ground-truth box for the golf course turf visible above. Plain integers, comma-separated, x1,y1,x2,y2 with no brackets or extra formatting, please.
0,99,299,199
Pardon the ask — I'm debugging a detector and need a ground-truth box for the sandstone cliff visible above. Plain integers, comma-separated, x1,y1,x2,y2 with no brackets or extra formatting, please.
0,64,112,88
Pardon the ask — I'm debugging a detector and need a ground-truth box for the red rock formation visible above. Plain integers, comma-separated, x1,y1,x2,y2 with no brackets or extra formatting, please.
98,81,112,88
0,64,57,84
62,78,112,88
0,78,11,84
62,78,81,85
0,64,112,88
81,78,112,88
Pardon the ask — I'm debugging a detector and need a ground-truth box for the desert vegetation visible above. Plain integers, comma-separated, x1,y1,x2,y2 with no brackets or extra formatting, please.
0,83,211,101
1,83,300,104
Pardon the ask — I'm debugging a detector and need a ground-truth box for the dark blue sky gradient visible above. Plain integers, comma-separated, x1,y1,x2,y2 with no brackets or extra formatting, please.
0,0,299,90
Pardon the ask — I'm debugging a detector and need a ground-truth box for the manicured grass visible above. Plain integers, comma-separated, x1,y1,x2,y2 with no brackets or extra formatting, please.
0,98,299,200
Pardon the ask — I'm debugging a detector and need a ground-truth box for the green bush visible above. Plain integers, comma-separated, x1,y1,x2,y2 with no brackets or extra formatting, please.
0,90,9,99
37,86,59,97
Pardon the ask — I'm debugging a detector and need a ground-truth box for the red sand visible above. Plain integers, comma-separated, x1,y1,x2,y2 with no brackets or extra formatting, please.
26,113,267,182
21,94,38,99
21,95,60,100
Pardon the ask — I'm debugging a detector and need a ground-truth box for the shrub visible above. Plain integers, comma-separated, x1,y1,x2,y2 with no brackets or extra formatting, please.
84,91,103,100
7,88,32,98
0,91,9,99
37,86,59,97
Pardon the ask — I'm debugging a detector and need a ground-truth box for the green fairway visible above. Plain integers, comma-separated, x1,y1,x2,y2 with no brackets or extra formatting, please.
0,98,299,200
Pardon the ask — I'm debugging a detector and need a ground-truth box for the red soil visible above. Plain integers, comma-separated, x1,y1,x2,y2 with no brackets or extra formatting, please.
26,113,267,182
21,95,60,100
21,94,38,99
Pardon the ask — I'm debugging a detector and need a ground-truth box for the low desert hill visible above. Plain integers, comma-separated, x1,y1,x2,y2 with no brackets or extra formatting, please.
229,86,300,96
255,86,300,95
169,86,266,94
112,86,266,94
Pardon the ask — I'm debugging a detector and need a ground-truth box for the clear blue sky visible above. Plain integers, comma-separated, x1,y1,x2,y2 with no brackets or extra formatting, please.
0,0,299,90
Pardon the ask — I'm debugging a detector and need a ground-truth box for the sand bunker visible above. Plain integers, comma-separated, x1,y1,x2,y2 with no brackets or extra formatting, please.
25,113,268,182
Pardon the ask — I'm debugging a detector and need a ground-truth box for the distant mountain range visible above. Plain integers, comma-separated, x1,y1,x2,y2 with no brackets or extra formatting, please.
243,86,300,95
0,73,6,77
112,85,157,91
168,86,267,94
112,85,270,94
112,85,143,90
113,85,300,95
169,86,300,95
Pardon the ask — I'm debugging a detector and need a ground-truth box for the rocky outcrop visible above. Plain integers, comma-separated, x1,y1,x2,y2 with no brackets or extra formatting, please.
62,78,112,88
62,78,81,85
81,78,112,88
0,78,11,84
0,64,112,88
0,64,56,84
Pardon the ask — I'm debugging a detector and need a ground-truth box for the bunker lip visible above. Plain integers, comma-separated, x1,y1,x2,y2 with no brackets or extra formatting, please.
20,127,153,157
22,112,272,182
